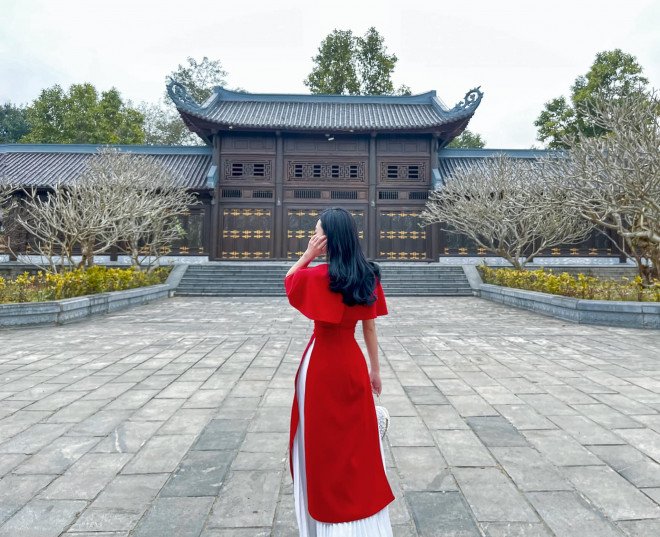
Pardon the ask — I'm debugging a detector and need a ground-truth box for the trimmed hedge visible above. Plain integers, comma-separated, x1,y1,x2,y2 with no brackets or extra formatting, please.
0,265,172,304
477,265,660,302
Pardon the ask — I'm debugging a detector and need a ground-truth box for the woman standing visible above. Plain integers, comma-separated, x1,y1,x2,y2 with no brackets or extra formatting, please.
284,207,394,536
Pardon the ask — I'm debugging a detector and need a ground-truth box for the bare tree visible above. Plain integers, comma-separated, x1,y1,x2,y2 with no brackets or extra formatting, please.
421,154,595,269
547,90,660,283
108,170,199,269
15,185,83,272
16,154,133,271
0,181,18,256
15,148,199,272
81,148,199,269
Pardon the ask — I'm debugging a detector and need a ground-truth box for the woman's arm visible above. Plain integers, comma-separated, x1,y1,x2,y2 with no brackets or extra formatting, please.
285,234,327,278
362,318,383,395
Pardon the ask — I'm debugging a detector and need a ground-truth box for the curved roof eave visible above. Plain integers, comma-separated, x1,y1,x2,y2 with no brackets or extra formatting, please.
167,81,483,134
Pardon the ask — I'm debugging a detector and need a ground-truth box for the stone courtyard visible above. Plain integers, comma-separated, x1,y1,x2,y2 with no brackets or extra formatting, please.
1,294,660,537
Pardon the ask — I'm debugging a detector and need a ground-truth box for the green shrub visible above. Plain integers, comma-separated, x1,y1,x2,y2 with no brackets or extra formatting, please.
0,265,172,304
477,265,660,302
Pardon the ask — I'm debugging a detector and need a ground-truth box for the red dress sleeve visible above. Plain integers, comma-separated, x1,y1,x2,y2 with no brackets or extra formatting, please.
374,280,388,317
285,266,387,322
351,279,388,320
284,266,345,323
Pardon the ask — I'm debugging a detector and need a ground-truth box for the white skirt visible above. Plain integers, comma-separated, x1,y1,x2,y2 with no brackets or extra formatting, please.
293,337,394,537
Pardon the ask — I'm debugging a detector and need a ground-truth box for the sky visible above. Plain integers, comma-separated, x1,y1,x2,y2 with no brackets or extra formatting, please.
1,0,659,148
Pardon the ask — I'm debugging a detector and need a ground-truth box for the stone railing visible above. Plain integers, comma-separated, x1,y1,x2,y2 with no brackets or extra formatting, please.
462,265,660,330
0,264,188,329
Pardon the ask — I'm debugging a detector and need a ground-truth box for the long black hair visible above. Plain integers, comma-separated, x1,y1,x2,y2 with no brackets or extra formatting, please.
319,207,381,306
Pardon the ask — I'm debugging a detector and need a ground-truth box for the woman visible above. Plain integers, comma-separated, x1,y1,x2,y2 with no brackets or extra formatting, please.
284,207,394,536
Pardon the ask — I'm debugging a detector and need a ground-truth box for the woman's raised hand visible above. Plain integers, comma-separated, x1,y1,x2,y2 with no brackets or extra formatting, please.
305,234,327,260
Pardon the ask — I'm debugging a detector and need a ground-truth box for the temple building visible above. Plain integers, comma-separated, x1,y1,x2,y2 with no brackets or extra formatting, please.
0,82,617,263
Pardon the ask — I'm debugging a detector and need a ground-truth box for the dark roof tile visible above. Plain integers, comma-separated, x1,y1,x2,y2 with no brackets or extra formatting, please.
0,145,212,189
168,84,483,132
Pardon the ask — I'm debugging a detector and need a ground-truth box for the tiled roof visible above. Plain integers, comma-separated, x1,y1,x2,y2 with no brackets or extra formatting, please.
436,148,553,187
0,144,212,189
167,84,483,132
1,146,549,192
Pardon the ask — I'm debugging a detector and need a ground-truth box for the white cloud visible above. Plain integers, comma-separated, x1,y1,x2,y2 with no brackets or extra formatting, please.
1,0,658,148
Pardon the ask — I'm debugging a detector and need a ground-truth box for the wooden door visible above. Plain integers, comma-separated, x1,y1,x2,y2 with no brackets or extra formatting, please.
378,209,428,260
286,208,366,259
220,207,272,259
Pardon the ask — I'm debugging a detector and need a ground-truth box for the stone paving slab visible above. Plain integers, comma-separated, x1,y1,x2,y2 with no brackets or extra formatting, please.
1,295,660,535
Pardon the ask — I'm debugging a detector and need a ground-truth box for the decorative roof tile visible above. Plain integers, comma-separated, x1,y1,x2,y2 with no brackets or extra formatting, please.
167,83,483,132
0,145,212,189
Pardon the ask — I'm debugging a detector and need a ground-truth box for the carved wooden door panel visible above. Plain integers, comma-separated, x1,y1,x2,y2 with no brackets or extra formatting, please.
378,209,428,260
286,208,365,259
220,207,272,259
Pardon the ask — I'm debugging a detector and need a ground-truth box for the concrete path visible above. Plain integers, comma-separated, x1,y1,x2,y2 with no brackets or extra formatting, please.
1,295,660,536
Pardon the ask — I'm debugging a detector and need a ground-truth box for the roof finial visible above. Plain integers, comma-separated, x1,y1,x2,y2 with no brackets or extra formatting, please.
448,87,484,116
166,79,202,111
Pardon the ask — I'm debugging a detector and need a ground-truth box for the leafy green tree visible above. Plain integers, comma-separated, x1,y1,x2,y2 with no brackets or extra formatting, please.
304,28,409,95
20,83,144,144
0,103,31,143
138,101,195,146
535,49,649,148
142,56,229,146
167,56,228,103
446,129,486,148
304,30,360,95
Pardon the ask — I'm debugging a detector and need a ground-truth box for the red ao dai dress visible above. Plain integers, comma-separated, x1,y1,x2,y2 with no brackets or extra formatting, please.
284,263,394,536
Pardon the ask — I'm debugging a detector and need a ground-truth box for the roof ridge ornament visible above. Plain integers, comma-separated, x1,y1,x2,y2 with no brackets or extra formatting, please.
166,79,202,111
448,87,483,116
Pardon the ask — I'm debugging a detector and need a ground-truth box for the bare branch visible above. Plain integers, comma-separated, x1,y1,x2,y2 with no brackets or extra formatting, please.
546,89,660,282
421,154,595,269
11,147,200,273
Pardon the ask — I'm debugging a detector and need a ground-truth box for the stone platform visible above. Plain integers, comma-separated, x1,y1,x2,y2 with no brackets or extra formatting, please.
1,295,660,536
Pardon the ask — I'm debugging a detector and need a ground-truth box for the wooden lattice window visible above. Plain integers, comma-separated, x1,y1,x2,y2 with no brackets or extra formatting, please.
379,191,399,200
287,162,365,182
386,165,399,179
409,191,428,200
294,190,322,198
252,190,273,198
225,160,272,180
222,189,242,198
331,191,358,199
380,162,426,182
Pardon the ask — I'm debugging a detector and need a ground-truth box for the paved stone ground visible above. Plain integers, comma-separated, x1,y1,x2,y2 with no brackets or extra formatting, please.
1,296,660,536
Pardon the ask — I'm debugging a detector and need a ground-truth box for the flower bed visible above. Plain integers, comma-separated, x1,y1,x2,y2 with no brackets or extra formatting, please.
477,265,660,302
0,265,172,304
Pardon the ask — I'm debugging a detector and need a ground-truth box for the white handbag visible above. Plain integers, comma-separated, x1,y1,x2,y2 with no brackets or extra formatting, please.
375,395,390,439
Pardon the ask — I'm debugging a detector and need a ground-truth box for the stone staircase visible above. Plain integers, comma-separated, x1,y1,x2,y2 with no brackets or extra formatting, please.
174,262,473,297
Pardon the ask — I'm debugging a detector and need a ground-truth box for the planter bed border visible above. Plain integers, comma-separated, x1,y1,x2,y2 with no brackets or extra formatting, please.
462,266,660,329
0,264,188,329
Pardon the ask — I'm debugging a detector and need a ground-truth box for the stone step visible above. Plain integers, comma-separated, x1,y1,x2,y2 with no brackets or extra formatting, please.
181,275,466,281
176,291,473,297
184,268,465,274
176,284,472,291
174,263,472,297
